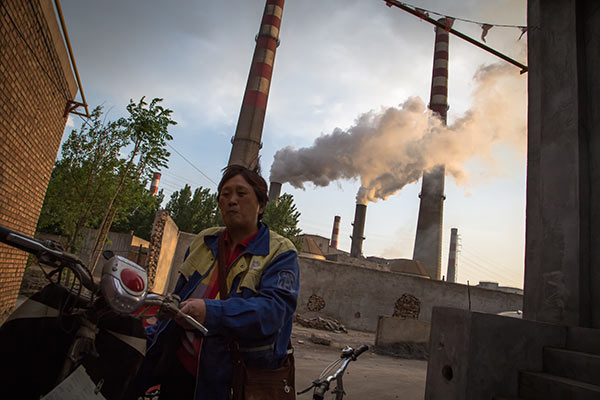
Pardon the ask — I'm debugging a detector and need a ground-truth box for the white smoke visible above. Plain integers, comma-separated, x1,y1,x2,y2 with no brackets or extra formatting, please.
269,63,526,204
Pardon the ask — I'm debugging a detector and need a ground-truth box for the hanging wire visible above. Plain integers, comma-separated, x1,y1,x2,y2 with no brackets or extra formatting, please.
166,143,218,187
395,0,527,29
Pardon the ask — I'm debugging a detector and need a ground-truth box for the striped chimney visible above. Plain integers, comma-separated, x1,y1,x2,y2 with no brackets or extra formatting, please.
268,181,282,205
228,0,285,168
446,228,458,283
330,215,341,249
412,18,450,280
350,203,367,258
150,172,161,196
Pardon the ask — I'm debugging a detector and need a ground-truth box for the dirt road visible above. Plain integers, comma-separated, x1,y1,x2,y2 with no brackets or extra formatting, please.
292,325,427,400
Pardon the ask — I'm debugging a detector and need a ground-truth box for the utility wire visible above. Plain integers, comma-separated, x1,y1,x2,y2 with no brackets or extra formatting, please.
166,143,218,187
461,246,520,274
394,0,527,28
459,253,517,284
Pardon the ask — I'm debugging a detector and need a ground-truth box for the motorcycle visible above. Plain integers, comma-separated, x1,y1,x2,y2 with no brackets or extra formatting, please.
0,224,207,400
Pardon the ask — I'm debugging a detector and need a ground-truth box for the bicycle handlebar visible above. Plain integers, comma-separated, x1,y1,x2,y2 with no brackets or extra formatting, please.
0,224,96,292
353,344,369,359
298,344,370,399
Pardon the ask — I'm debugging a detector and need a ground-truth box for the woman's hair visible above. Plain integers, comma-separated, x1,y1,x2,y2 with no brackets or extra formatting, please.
218,164,269,219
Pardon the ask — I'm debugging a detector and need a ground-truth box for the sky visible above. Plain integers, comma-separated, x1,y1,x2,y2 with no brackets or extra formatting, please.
58,0,528,289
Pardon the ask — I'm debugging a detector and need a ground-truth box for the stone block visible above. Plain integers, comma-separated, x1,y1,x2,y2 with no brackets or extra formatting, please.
425,307,567,400
375,316,430,359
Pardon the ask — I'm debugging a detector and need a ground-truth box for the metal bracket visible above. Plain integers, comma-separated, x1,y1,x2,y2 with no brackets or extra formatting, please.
64,100,88,118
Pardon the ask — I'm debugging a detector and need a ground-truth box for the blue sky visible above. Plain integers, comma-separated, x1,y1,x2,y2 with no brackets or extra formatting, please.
59,0,527,288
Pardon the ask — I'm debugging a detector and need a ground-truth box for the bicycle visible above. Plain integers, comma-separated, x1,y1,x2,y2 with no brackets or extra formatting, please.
297,344,369,400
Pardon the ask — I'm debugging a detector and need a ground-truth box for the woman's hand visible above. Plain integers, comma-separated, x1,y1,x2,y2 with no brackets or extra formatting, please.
176,298,207,329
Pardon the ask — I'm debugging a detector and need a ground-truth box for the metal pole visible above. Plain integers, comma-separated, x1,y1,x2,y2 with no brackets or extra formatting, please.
53,0,90,117
383,0,528,74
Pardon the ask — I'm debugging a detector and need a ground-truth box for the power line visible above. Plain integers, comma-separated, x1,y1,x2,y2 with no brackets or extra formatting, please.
458,253,518,284
166,143,218,187
394,0,527,28
161,170,212,190
461,246,520,274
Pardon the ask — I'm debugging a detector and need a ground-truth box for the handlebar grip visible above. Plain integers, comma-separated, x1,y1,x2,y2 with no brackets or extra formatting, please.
0,224,96,292
0,225,45,255
313,384,327,400
353,344,369,359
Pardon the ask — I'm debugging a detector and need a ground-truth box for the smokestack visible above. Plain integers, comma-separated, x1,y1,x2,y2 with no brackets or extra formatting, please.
330,215,341,249
150,172,161,196
268,181,282,205
228,0,285,168
350,204,367,257
446,228,458,283
412,18,449,280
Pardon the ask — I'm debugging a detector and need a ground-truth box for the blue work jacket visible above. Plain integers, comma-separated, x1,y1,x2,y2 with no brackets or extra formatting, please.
142,223,299,400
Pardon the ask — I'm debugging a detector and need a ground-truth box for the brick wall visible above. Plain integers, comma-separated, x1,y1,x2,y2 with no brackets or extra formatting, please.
0,0,77,317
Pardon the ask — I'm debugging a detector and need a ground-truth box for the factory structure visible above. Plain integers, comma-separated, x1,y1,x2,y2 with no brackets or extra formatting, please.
265,16,457,282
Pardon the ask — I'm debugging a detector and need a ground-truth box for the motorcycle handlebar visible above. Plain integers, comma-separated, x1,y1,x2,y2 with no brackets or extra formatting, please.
0,224,96,292
142,293,208,335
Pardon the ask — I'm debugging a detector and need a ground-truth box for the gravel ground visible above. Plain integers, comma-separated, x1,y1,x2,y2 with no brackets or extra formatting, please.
292,324,427,400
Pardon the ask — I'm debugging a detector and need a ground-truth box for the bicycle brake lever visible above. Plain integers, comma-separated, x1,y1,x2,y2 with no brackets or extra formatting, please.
297,380,321,395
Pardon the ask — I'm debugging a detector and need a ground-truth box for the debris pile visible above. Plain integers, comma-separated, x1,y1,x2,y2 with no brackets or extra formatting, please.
294,314,347,333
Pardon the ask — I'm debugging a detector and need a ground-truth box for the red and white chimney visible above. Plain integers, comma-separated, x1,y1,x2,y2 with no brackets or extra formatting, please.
412,18,450,280
228,0,285,168
330,215,341,249
150,172,161,196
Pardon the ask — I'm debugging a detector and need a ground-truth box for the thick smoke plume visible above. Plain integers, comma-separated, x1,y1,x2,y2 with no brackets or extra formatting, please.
269,63,526,204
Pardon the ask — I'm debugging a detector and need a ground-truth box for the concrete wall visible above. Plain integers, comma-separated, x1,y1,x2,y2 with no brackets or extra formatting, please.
375,316,430,346
0,0,77,316
152,215,179,294
166,231,197,293
525,0,600,328
425,307,567,400
298,256,523,332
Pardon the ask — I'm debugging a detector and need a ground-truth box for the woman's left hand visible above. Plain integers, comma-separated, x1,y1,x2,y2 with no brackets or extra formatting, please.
177,298,207,328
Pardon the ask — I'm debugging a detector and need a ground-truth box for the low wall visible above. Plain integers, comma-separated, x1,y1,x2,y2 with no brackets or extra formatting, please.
376,316,430,345
298,256,523,332
375,316,431,359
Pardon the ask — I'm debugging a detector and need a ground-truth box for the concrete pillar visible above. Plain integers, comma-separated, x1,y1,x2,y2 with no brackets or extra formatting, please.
525,0,600,328
228,0,285,168
413,18,449,281
350,204,366,257
447,228,458,283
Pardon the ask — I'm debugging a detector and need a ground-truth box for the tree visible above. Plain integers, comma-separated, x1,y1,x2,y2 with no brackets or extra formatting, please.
165,185,220,233
111,189,164,241
88,97,176,273
37,106,128,250
262,193,303,251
